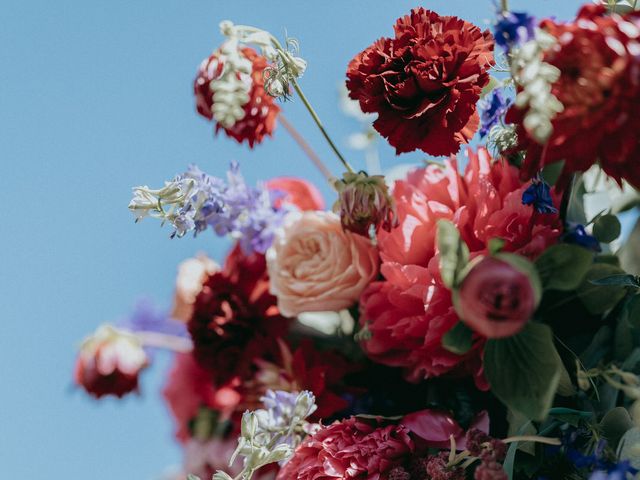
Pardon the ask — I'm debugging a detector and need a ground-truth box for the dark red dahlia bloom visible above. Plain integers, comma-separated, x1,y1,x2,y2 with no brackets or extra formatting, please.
346,8,494,156
276,417,414,480
506,4,640,189
74,325,148,399
194,46,280,148
188,244,290,386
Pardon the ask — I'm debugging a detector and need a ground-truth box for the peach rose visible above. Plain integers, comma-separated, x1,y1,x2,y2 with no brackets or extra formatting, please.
171,254,218,322
266,211,379,317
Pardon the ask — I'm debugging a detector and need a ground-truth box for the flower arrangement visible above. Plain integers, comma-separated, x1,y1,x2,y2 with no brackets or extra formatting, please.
74,1,640,479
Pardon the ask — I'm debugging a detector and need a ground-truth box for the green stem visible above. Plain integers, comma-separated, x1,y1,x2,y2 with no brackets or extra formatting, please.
503,435,561,446
291,79,355,174
501,0,509,13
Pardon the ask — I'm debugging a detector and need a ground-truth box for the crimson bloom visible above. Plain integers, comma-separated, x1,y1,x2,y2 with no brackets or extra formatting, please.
74,325,148,399
507,4,640,189
195,46,280,148
346,8,494,156
277,417,414,480
359,148,561,386
188,244,290,387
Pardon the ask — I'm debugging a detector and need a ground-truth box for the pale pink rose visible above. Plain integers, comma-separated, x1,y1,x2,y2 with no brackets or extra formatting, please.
171,254,218,322
266,211,379,317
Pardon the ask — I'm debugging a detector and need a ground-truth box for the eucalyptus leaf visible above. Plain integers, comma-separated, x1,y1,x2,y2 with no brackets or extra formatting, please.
442,321,473,354
600,407,634,451
484,323,562,421
578,264,628,314
535,244,593,291
593,214,622,243
436,219,469,289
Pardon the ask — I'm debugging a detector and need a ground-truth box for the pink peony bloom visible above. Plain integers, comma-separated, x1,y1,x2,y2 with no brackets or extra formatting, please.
162,353,241,443
267,211,379,318
74,325,148,399
276,417,414,480
266,177,325,212
456,256,538,338
359,148,561,386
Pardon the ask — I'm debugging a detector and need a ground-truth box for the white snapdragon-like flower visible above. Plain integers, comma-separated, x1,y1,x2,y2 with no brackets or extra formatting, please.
510,28,563,144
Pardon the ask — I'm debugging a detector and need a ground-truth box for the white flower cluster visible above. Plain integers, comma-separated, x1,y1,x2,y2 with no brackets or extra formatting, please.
219,20,307,100
201,37,254,129
189,390,317,480
510,28,564,144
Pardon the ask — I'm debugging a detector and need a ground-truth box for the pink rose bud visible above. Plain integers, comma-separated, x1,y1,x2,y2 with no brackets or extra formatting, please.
455,256,539,338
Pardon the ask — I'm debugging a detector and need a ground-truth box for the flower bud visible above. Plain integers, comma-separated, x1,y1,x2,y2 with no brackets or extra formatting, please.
241,411,259,440
454,256,539,338
293,391,317,420
333,171,397,235
74,325,148,398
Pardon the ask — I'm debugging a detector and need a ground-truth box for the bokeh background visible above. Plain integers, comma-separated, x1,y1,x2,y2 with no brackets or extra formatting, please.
1,0,588,477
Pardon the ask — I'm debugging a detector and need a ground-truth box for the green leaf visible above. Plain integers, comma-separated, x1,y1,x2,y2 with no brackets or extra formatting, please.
626,295,640,328
484,323,563,421
187,475,202,480
442,322,473,354
540,160,565,186
617,427,640,471
535,244,593,291
436,219,470,289
590,274,640,288
480,75,499,98
600,407,634,451
488,237,506,255
578,264,628,314
593,214,622,243
496,252,543,305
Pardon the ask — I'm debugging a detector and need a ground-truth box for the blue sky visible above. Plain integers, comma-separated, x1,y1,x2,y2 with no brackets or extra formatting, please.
1,0,586,478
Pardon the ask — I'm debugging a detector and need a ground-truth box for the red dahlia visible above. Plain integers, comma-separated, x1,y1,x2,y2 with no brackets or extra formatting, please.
194,46,280,148
188,244,290,386
507,4,640,189
346,8,494,156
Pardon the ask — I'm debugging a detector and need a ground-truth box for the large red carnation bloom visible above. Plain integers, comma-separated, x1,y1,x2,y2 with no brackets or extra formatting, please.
359,148,561,386
346,8,494,156
188,244,290,387
507,5,640,189
277,417,414,480
195,46,280,148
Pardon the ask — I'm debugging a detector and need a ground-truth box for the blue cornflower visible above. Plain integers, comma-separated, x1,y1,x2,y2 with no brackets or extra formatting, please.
522,177,558,214
494,11,536,52
590,461,638,480
564,224,602,252
478,88,511,138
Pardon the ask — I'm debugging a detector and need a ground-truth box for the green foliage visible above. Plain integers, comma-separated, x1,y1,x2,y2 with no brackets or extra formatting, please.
535,244,593,291
540,160,565,186
590,274,640,288
488,237,506,255
442,322,473,355
625,295,640,328
593,214,622,243
484,323,563,421
436,219,469,289
578,264,628,314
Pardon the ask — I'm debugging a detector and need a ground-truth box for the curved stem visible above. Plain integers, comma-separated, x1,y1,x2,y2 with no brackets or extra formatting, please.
291,79,355,174
503,435,561,446
279,114,333,181
135,331,193,353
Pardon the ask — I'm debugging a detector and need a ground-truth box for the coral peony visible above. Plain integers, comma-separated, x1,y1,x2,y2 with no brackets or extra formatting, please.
162,352,241,442
506,5,640,189
195,46,280,148
188,244,290,386
265,177,325,212
359,148,561,385
276,417,414,480
266,211,379,318
74,325,148,399
456,256,539,338
346,8,494,156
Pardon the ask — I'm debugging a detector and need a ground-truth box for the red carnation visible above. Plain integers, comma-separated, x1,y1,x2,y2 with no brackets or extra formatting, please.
188,244,290,387
346,8,494,156
74,325,148,399
359,148,561,386
277,417,414,480
507,5,640,189
195,46,280,148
